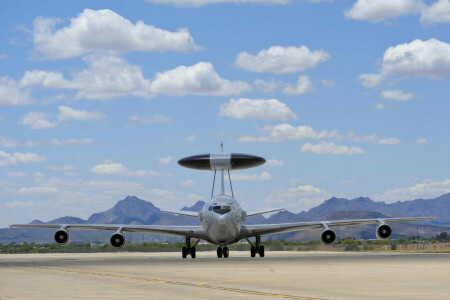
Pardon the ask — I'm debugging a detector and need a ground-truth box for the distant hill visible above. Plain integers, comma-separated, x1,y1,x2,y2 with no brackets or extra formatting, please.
1,193,448,244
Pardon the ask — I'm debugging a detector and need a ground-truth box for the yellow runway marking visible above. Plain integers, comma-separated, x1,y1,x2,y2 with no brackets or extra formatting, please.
18,264,322,300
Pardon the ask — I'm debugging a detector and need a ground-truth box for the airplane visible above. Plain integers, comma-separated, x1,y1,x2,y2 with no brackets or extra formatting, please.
11,149,436,259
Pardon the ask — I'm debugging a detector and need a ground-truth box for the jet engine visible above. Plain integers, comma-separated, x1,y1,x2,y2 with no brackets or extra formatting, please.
376,224,392,239
110,233,126,249
54,229,70,246
320,229,336,245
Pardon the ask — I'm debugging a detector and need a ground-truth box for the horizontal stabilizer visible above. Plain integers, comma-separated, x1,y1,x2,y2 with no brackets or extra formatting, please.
247,208,285,218
160,210,198,218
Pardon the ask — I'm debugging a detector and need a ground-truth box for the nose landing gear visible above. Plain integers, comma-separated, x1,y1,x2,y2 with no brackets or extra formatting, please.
248,236,264,257
217,246,229,258
182,237,199,259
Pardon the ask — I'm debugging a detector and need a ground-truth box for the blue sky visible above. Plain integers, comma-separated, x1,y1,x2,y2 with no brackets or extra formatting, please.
1,0,449,227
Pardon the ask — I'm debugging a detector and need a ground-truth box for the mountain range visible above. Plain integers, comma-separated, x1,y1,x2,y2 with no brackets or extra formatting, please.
1,193,449,244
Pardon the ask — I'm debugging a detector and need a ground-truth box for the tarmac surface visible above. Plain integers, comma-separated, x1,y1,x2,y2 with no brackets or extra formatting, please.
0,251,449,299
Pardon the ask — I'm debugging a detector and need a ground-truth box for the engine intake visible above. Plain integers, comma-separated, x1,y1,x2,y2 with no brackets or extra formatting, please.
376,224,392,239
110,233,126,249
54,229,70,246
320,229,336,245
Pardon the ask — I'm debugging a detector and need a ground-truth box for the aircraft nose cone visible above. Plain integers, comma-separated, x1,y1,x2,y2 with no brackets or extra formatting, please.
218,215,227,225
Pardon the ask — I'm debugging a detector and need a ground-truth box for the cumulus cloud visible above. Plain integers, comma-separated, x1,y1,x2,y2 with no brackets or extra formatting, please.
345,0,423,23
253,79,284,93
219,98,297,122
359,38,450,88
378,137,401,145
7,172,27,178
0,151,46,167
182,180,196,187
235,46,330,74
301,141,365,155
238,123,338,143
57,106,106,121
231,171,272,181
346,132,400,145
90,162,164,177
415,137,428,144
266,184,332,211
381,89,414,101
266,159,285,166
420,0,450,24
0,77,33,106
158,156,172,165
150,62,252,96
358,73,384,88
321,79,336,88
19,112,58,130
32,9,199,59
0,136,39,148
283,75,314,95
46,165,76,171
49,138,94,147
127,115,171,127
185,134,197,142
379,178,450,203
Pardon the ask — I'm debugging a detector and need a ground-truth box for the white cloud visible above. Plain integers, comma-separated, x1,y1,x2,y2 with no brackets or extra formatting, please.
253,79,284,93
185,134,197,142
0,77,33,106
420,0,450,24
90,162,164,177
182,180,196,187
19,112,58,129
414,137,428,144
7,172,27,178
375,103,386,110
283,75,314,95
0,136,20,148
158,156,172,165
381,89,414,101
219,98,297,122
17,186,58,196
378,137,401,145
57,106,107,121
301,141,365,155
49,138,94,147
235,45,330,74
238,123,338,143
150,62,251,96
127,115,171,127
0,151,46,167
266,159,285,166
145,0,291,7
345,0,423,23
32,9,199,59
0,54,7,60
358,73,384,88
381,39,450,78
231,171,272,181
46,165,76,171
266,184,332,212
378,178,450,203
321,79,336,88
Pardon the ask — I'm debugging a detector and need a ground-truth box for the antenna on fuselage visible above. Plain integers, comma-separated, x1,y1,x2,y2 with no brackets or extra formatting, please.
177,149,266,198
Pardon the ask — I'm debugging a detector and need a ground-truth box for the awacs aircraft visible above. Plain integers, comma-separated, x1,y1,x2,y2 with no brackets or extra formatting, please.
11,150,435,259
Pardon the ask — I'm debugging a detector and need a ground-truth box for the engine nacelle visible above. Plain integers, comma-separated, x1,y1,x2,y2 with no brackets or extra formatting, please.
110,233,126,249
54,229,70,246
320,229,336,245
376,224,392,239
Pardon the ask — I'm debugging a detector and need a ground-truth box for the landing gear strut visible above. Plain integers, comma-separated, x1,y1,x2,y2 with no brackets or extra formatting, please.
248,236,264,257
217,246,229,258
182,237,198,259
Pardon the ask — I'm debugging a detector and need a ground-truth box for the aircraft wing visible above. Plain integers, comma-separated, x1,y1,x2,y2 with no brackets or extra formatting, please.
10,223,209,240
237,216,436,240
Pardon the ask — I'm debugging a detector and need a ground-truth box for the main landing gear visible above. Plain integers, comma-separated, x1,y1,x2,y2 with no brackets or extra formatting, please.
248,236,264,257
182,237,199,259
217,246,229,258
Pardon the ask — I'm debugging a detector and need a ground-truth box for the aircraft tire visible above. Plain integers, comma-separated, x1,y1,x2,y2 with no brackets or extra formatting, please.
250,245,256,257
259,245,265,257
191,247,196,259
217,247,223,258
223,247,229,258
182,246,187,258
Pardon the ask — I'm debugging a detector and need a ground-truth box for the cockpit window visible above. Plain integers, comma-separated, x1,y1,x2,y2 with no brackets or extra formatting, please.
212,205,232,215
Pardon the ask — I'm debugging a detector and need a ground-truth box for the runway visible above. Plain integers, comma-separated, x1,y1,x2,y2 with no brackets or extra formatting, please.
0,251,449,299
